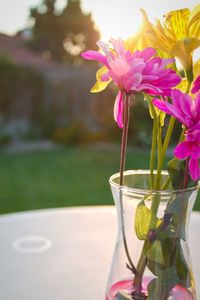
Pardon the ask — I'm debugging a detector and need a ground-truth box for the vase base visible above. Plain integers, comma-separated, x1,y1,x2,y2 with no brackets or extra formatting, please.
105,278,195,300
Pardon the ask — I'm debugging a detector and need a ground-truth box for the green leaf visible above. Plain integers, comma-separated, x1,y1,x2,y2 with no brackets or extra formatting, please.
173,214,186,240
147,278,170,300
114,291,132,300
147,240,165,265
147,266,178,300
165,194,187,240
165,194,185,215
148,238,177,276
134,202,161,240
167,158,185,189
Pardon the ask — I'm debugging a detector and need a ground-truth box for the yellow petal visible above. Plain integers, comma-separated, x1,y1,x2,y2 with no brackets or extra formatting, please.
126,9,158,52
176,79,188,93
90,66,111,93
165,8,190,40
194,59,200,78
188,5,200,38
153,20,174,53
125,36,137,53
171,37,200,69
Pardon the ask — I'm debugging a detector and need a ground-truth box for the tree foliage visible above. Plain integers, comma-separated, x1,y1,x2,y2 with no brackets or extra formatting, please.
29,0,100,64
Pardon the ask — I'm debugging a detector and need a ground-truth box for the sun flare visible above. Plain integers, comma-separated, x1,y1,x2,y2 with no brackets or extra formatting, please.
82,1,142,42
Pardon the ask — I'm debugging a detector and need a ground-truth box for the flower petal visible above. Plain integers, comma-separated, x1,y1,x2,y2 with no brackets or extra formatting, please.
81,50,108,66
114,91,124,128
195,92,200,119
152,99,172,115
133,47,156,61
165,8,190,40
189,158,200,180
191,75,200,94
174,141,192,159
91,67,111,93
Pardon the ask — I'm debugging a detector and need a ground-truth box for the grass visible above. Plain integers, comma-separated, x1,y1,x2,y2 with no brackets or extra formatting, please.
0,145,199,214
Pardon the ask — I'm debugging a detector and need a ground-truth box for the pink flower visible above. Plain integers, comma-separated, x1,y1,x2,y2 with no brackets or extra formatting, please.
152,89,200,128
81,38,181,128
153,91,200,180
191,75,200,94
174,126,200,181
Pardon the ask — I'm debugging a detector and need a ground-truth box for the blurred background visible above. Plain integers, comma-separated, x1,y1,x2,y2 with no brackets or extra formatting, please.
0,0,199,214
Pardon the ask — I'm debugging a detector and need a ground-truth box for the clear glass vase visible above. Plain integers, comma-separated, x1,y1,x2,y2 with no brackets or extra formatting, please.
105,170,199,300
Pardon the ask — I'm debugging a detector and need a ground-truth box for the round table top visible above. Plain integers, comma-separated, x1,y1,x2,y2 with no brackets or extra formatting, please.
0,206,199,300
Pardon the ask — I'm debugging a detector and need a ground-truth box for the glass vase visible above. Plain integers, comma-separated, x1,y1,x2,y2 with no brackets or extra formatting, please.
105,170,199,300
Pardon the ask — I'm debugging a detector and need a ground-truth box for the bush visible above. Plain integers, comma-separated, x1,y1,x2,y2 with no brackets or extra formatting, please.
52,122,108,145
52,123,87,144
0,132,11,146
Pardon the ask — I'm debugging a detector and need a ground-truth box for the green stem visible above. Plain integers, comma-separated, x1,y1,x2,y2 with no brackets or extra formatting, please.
134,241,148,294
155,116,162,189
148,99,158,189
186,80,192,94
185,68,193,93
161,176,171,190
119,93,137,275
179,127,185,143
150,117,157,189
155,116,176,189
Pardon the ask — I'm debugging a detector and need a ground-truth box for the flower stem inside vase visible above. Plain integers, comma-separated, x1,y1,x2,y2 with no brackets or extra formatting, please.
119,92,137,276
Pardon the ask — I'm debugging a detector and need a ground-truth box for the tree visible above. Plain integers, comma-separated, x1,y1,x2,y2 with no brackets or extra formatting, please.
29,0,100,64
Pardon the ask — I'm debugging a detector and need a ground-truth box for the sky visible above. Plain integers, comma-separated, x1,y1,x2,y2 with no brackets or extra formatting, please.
0,0,200,40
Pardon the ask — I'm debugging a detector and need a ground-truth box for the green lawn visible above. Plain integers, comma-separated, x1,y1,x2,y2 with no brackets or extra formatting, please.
0,146,199,214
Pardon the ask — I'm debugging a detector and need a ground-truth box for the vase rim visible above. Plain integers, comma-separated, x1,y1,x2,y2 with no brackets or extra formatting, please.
109,170,200,195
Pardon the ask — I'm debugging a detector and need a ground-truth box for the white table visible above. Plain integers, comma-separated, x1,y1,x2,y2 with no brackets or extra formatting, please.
0,206,199,300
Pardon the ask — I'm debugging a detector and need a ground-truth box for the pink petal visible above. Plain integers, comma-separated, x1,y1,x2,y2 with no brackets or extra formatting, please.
171,90,195,126
136,83,162,93
152,71,181,88
180,93,194,119
174,141,192,159
191,145,200,159
195,93,200,120
110,37,126,58
130,60,146,73
152,99,172,114
189,158,200,181
129,73,143,90
125,50,133,63
142,75,159,82
152,97,189,125
143,57,162,73
160,58,175,68
97,41,113,62
134,47,156,61
191,75,200,94
81,50,108,66
114,91,123,128
101,72,110,82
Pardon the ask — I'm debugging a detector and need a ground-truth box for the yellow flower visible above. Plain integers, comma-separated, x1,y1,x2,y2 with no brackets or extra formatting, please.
126,9,155,52
152,5,200,73
126,9,177,71
194,59,200,78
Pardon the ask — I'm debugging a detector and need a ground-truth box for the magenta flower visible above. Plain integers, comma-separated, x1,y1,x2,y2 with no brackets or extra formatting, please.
174,126,200,180
153,91,200,180
81,38,181,128
191,75,200,94
152,89,200,128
